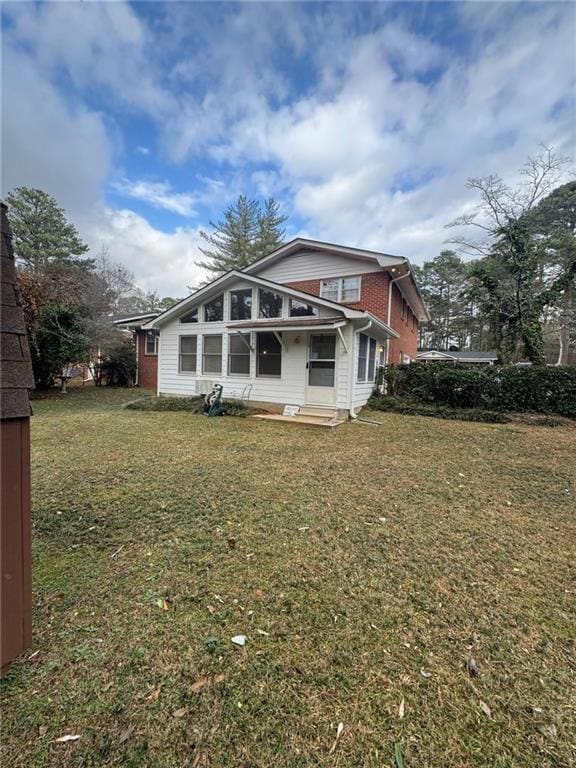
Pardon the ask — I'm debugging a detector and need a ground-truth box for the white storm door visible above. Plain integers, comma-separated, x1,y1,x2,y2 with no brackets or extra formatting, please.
306,333,337,405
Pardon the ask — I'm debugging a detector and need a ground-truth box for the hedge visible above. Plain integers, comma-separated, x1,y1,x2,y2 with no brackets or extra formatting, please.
124,396,250,417
367,395,509,423
384,364,576,417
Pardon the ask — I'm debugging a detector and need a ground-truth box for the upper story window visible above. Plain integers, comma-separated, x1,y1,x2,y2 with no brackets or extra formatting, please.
289,299,318,318
320,276,361,303
259,289,283,319
204,294,224,322
229,289,253,321
145,330,159,355
180,307,198,323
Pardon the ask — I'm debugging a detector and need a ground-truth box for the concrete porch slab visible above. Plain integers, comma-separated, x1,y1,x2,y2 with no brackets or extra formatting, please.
251,413,346,428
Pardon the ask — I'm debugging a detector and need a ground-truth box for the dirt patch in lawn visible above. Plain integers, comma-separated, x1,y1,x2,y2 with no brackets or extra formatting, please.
2,389,575,767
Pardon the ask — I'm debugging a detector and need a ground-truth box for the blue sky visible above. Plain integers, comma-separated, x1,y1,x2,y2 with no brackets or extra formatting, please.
2,1,575,296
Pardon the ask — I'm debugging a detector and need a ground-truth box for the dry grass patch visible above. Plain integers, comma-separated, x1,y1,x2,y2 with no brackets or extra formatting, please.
2,388,575,767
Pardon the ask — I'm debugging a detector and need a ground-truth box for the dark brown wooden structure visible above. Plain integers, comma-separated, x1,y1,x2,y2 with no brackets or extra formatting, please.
1,202,34,674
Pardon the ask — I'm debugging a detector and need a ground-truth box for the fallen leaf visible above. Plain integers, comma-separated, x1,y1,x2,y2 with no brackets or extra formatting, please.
190,675,210,693
55,734,81,743
298,526,309,532
231,634,247,646
38,725,48,737
206,605,216,614
398,698,405,719
155,597,169,611
213,673,225,684
256,629,270,636
254,588,264,598
119,727,132,743
173,707,187,718
147,685,161,701
537,723,557,739
480,701,492,718
420,669,432,678
327,722,344,755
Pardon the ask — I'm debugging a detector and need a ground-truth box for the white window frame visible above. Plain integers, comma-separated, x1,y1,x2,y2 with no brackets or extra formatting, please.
145,330,159,355
179,335,197,373
258,288,284,319
203,294,224,323
202,334,223,374
357,334,377,383
227,333,251,377
256,332,282,378
229,288,253,322
320,276,361,303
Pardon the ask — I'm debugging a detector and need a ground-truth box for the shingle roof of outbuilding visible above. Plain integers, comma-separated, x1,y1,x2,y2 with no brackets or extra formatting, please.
1,203,35,419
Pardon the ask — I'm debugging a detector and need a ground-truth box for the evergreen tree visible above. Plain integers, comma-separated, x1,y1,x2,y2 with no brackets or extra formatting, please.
197,195,287,278
4,187,91,271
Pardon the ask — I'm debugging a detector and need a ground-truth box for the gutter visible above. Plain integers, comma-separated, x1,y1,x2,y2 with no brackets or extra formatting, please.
348,319,373,420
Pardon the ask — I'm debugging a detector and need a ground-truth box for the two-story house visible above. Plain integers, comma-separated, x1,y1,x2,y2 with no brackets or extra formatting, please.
140,239,428,417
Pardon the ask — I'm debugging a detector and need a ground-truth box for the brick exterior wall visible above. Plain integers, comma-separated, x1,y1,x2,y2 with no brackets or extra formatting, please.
136,330,158,390
285,272,419,364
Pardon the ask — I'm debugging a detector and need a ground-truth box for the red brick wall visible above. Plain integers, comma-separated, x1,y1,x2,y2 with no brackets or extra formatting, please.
136,330,158,391
285,272,418,364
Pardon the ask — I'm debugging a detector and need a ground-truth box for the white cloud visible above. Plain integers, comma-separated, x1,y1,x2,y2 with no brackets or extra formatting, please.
136,146,150,156
112,178,197,217
82,207,207,297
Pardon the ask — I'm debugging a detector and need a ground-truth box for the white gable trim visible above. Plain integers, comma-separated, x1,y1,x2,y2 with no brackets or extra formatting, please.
143,270,367,329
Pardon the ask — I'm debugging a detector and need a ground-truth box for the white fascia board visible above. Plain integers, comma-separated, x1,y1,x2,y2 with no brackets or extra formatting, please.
144,270,365,328
359,314,400,340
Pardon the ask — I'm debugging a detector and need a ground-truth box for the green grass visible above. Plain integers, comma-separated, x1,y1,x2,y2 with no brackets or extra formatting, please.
2,387,575,767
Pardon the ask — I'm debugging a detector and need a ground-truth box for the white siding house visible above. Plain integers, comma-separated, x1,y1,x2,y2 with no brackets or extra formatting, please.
145,269,397,417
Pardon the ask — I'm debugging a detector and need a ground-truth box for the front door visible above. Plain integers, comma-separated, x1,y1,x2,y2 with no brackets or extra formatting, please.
306,333,337,405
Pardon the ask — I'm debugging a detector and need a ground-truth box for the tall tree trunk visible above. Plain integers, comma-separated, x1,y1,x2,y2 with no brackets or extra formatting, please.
557,285,573,366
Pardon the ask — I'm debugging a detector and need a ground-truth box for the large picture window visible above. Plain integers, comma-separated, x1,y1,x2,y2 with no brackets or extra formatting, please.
202,335,222,374
289,300,318,317
320,276,361,303
179,335,197,372
228,334,251,376
145,330,159,355
259,289,283,319
204,294,224,322
229,289,252,321
257,332,282,377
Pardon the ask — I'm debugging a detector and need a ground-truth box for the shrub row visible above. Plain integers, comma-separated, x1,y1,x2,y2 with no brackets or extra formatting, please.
124,396,249,417
384,364,576,417
367,395,509,423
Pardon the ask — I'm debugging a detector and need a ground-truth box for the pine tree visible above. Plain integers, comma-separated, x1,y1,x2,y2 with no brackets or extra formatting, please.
197,195,287,278
4,187,91,272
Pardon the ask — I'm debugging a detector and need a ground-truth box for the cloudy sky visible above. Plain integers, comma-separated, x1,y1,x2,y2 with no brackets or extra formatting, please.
2,1,575,297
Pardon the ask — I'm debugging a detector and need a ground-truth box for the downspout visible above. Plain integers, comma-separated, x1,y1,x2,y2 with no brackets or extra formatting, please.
386,268,413,366
348,319,372,420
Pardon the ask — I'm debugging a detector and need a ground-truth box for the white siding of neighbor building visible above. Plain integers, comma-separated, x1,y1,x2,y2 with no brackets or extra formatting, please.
256,250,382,283
156,281,354,409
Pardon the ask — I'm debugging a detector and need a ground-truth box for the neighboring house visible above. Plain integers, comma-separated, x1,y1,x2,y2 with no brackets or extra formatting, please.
416,350,499,365
112,313,159,389
142,239,428,417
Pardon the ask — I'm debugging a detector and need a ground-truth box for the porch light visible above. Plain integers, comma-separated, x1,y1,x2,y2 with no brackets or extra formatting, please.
379,345,385,354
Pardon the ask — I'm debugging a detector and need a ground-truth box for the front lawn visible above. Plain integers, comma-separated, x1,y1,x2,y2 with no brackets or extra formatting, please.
2,388,575,767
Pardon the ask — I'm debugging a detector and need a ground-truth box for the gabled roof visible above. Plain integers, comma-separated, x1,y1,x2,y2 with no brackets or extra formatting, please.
243,238,429,322
143,270,368,329
243,237,406,274
113,312,159,328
